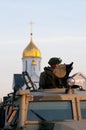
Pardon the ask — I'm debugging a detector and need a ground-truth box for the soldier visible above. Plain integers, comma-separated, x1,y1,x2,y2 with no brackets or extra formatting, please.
39,57,73,89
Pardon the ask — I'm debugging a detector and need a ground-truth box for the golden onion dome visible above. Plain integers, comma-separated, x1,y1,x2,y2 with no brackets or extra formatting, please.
23,38,41,58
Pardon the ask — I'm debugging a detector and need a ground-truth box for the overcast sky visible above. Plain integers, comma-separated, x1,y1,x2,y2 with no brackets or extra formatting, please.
0,0,86,98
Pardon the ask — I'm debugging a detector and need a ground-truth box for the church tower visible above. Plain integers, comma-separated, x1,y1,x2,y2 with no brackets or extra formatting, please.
13,23,41,90
22,22,41,87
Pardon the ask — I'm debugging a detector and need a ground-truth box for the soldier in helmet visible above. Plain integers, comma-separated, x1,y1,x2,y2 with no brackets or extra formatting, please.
39,57,73,89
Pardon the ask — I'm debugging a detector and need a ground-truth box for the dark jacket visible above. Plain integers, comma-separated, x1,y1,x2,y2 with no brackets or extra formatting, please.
39,67,61,89
39,62,73,89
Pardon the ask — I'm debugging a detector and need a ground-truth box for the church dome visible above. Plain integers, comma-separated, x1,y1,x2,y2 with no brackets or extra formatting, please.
23,38,41,58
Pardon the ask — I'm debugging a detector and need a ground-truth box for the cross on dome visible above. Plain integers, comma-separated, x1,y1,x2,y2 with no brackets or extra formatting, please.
29,21,34,36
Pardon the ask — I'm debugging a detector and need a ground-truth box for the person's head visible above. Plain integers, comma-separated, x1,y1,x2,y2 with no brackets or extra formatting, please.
48,57,62,69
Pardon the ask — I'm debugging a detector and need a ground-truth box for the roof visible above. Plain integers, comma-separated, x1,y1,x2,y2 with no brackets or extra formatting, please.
23,38,41,58
13,74,25,90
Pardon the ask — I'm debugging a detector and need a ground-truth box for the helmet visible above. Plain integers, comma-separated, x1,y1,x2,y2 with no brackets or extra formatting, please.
48,57,62,65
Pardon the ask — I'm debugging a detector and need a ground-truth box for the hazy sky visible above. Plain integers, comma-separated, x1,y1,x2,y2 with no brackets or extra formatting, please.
0,0,86,98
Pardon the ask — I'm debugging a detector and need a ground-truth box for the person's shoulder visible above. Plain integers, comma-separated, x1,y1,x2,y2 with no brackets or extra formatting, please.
40,66,50,75
44,66,51,71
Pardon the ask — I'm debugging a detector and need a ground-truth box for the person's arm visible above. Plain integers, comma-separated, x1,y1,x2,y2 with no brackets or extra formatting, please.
39,72,46,89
